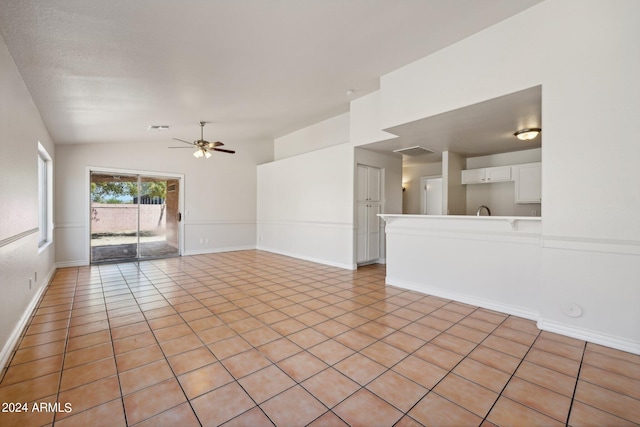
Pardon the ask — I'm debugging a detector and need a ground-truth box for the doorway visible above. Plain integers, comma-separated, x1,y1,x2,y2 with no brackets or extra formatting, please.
90,171,181,263
420,176,443,215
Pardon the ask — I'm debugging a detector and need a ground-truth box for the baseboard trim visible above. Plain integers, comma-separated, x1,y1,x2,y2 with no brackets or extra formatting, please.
258,246,356,271
183,246,256,256
56,260,88,268
386,277,539,321
0,265,56,372
538,318,640,355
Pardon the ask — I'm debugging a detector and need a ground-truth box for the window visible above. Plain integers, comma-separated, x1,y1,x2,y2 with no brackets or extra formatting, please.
38,142,52,249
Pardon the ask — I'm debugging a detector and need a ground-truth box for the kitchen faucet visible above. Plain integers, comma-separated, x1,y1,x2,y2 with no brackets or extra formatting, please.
476,205,491,216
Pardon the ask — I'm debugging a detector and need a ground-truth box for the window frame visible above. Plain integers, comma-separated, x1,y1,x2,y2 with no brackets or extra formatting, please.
37,142,53,250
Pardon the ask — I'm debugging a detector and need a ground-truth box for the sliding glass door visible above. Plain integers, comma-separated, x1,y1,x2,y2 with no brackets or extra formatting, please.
90,171,180,263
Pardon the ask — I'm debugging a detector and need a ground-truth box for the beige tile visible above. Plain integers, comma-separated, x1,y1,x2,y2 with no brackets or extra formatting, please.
258,337,303,362
453,357,511,393
414,343,464,371
367,370,427,412
514,360,576,397
123,378,187,425
119,359,174,395
54,398,126,427
434,374,498,417
63,342,113,369
7,254,640,427
261,385,327,427
568,400,637,427
408,392,480,426
307,411,349,427
278,351,329,382
115,344,165,372
503,376,571,422
192,382,255,427
178,361,234,399
308,339,354,365
334,388,403,427
10,340,66,366
60,357,117,391
574,380,640,424
207,335,252,360
334,353,386,386
238,365,296,403
222,349,272,379
392,355,448,389
360,341,408,368
487,396,563,427
133,402,200,427
57,376,121,421
334,330,377,351
302,367,360,408
221,406,275,427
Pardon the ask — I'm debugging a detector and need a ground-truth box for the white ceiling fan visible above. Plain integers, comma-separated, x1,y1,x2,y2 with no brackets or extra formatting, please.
170,121,235,158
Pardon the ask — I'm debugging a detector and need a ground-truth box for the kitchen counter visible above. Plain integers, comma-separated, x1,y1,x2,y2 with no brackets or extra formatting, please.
378,214,542,320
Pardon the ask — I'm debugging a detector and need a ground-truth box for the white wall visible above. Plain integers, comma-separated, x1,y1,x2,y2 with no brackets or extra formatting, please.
274,113,350,160
257,143,355,269
442,151,466,215
353,0,640,353
0,33,57,369
466,149,542,216
55,138,273,265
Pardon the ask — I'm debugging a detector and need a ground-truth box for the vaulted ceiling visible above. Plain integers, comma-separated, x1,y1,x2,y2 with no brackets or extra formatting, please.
0,0,542,146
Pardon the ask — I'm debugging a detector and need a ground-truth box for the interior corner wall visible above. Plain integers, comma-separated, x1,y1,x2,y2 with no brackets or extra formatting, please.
0,33,57,368
364,0,640,353
257,143,355,269
274,112,350,160
55,139,273,265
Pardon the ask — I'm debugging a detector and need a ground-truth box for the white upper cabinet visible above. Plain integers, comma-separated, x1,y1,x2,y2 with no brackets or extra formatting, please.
357,165,381,202
514,162,541,203
461,166,511,184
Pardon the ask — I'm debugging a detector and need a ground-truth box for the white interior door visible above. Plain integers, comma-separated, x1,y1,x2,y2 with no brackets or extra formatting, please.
421,176,443,215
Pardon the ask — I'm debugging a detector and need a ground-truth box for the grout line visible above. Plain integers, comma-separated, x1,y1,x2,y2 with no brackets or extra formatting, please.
565,341,588,426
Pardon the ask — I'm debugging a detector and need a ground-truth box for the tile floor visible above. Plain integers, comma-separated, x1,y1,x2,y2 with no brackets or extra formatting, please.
1,250,639,427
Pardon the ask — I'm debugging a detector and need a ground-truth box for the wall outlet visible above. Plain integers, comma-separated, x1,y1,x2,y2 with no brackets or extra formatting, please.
199,238,204,244
205,238,209,244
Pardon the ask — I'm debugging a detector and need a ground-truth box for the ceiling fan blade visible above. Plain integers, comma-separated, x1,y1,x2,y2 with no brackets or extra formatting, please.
213,148,235,154
173,138,195,146
207,141,224,148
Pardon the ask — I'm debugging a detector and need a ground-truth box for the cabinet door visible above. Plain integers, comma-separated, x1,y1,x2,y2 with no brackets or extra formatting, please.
514,163,541,203
486,166,511,182
367,204,381,260
367,167,382,202
356,204,368,263
461,168,485,184
356,165,369,202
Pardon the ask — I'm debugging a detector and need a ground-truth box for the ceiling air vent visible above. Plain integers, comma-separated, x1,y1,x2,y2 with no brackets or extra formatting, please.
393,146,434,156
148,125,170,130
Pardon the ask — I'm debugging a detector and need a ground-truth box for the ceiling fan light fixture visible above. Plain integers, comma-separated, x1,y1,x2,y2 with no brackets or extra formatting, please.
193,149,204,158
514,128,541,141
204,150,212,159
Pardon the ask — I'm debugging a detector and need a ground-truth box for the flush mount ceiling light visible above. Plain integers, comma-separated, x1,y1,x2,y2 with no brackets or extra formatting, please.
514,128,541,140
